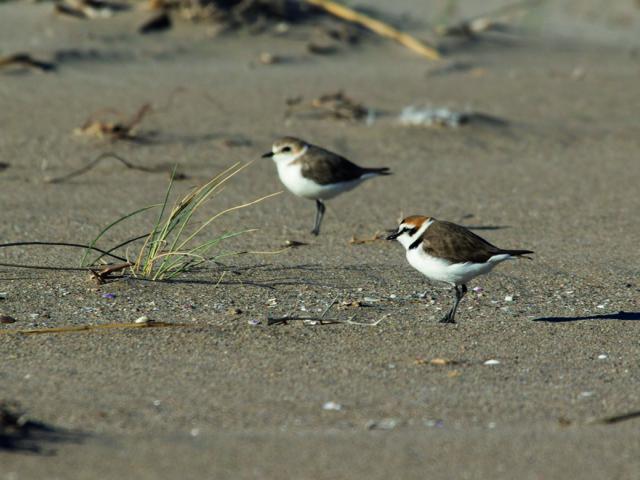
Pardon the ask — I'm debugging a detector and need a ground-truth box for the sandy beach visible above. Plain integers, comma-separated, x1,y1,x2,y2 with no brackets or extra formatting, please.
1,1,640,478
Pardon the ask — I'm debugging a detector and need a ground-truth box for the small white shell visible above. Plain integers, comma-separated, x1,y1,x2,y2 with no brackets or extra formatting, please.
134,315,153,325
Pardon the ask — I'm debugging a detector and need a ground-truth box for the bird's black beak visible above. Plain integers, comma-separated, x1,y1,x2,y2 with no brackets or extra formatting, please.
386,230,401,240
261,151,274,158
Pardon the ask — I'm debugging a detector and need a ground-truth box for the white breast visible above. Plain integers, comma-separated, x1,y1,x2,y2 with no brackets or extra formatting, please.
406,248,507,286
276,162,364,200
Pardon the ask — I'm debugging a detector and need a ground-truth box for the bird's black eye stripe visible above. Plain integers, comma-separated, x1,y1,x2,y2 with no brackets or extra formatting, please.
397,226,417,235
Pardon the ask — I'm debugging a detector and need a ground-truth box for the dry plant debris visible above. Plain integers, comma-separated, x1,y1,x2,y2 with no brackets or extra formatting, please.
89,262,133,285
73,103,152,141
414,357,461,366
0,53,56,73
283,240,308,248
139,11,173,33
54,0,130,19
398,106,508,128
43,153,181,184
349,231,386,245
434,0,539,39
306,23,360,55
0,322,186,336
150,0,315,26
305,0,440,60
287,91,370,121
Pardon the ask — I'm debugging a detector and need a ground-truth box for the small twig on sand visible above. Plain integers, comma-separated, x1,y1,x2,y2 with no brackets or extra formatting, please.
435,0,540,39
349,231,386,245
89,262,134,285
594,410,640,425
267,297,389,326
73,103,152,141
266,314,389,326
0,241,128,262
305,0,440,61
43,152,177,184
0,53,56,72
0,321,186,336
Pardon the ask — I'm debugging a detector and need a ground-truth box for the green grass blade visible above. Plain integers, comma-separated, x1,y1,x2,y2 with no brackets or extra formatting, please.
80,204,159,267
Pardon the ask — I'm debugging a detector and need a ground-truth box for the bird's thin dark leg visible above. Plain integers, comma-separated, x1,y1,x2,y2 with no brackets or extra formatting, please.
439,284,467,324
311,199,325,236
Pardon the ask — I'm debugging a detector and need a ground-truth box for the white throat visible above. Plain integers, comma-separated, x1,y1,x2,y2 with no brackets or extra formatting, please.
397,219,434,250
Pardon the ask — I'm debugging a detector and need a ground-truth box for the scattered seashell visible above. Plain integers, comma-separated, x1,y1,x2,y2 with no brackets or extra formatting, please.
366,418,398,430
0,315,16,324
259,52,280,65
483,359,500,365
322,401,342,411
597,354,608,360
134,315,154,325
504,295,514,302
424,419,444,428
430,358,450,366
247,319,261,326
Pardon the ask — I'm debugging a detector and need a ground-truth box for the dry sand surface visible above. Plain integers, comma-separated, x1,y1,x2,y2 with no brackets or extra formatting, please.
1,1,640,478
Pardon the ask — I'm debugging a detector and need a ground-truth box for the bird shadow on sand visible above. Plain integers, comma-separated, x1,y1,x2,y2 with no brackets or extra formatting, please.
534,311,640,323
0,404,85,456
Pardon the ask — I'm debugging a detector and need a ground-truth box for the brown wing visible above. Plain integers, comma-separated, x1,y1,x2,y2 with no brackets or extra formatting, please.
299,146,369,185
421,220,504,264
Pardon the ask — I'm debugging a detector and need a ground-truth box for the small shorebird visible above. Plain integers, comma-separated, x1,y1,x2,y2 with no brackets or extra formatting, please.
262,137,391,235
387,216,533,324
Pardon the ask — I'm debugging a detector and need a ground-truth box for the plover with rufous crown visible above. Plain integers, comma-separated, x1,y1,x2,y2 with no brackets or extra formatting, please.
387,215,533,324
262,137,391,235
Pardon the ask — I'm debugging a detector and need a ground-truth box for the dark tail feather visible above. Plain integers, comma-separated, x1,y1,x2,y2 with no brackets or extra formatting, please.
504,249,534,259
364,167,391,176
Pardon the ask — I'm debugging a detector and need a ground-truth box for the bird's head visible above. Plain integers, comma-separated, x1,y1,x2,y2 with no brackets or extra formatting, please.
261,137,308,165
387,215,433,249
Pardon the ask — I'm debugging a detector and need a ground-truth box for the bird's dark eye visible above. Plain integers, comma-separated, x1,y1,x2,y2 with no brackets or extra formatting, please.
282,146,291,152
399,227,417,235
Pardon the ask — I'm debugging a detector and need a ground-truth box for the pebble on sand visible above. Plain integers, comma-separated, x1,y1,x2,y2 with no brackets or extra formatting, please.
0,315,16,324
134,315,154,325
322,401,342,411
366,418,399,430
